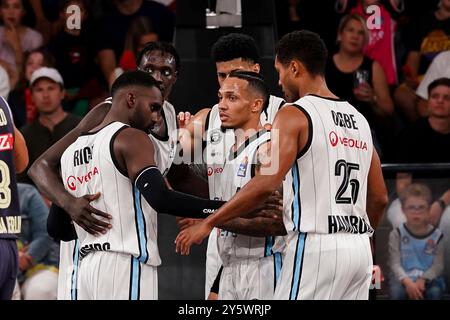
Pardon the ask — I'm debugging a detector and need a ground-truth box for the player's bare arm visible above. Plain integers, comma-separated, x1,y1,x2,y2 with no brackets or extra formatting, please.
116,127,225,218
13,126,28,173
176,105,307,254
366,149,388,230
178,108,210,157
28,102,112,233
167,108,212,197
216,141,286,237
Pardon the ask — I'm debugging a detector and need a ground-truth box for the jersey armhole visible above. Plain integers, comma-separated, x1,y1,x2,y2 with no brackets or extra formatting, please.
109,125,131,178
291,104,313,159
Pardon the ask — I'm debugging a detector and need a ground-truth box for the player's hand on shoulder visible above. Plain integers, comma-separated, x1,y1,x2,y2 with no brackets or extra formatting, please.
67,192,112,236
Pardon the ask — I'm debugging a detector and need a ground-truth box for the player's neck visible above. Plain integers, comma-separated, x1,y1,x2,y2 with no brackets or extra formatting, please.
300,76,338,100
234,121,263,148
100,106,130,128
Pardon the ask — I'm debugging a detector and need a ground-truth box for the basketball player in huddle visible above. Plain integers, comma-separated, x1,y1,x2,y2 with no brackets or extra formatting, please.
209,70,285,299
59,70,227,299
0,97,29,300
29,42,181,300
177,33,285,298
176,30,388,300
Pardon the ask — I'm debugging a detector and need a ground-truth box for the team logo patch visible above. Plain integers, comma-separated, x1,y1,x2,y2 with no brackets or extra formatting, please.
210,129,222,144
424,239,436,255
237,156,248,177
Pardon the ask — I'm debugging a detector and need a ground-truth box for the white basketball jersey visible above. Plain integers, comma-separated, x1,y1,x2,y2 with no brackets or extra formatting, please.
60,122,161,266
283,95,374,235
148,101,178,176
217,129,278,265
205,95,285,200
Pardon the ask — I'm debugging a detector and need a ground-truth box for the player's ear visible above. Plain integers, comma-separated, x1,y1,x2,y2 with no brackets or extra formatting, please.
252,63,261,73
252,98,263,113
126,93,136,108
291,59,305,77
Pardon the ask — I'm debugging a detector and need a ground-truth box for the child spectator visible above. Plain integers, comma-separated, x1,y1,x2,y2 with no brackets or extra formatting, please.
388,183,446,300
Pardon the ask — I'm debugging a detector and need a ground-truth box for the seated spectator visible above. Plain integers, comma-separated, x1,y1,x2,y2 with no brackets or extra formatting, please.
109,16,159,86
18,67,81,185
388,78,450,226
388,183,446,300
394,0,450,122
13,183,59,300
325,13,394,159
415,50,450,116
0,0,43,72
350,0,403,86
48,0,102,117
26,0,61,44
0,63,10,99
7,47,55,128
95,0,174,85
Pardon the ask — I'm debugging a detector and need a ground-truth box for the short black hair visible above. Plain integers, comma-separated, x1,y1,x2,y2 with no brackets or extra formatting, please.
228,70,269,112
136,41,181,73
428,77,450,95
275,30,328,76
110,70,161,98
211,33,259,64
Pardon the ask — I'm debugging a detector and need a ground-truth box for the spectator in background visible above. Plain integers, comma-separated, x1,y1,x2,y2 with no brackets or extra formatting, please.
388,184,446,300
109,15,159,86
0,0,43,72
26,0,60,43
0,64,10,99
415,50,450,116
48,0,100,117
350,0,403,86
326,14,394,159
14,183,59,300
95,0,174,87
18,67,81,185
394,0,450,122
7,47,55,128
388,77,450,230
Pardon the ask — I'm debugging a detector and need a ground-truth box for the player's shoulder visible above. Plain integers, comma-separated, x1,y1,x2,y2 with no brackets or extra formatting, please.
269,95,285,107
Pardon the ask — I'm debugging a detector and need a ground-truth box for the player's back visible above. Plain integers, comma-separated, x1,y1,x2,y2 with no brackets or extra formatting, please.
60,121,160,266
283,95,374,235
0,97,20,239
